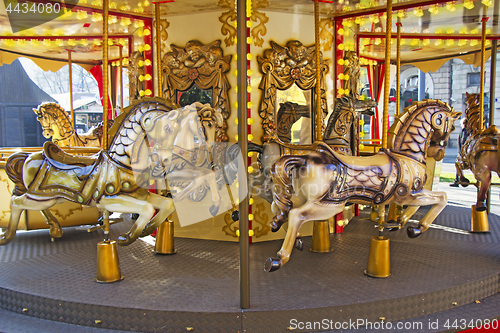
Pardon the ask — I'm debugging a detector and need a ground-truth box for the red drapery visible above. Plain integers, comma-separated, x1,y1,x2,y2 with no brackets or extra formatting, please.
366,63,385,140
90,65,114,119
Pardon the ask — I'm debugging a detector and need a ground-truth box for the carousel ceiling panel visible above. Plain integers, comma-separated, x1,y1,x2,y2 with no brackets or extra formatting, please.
355,1,499,69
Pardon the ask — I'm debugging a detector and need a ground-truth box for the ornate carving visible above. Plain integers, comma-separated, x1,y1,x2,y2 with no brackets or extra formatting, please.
250,10,269,47
218,4,237,47
252,202,270,238
218,0,268,48
257,40,330,142
319,18,334,51
162,40,231,142
222,212,238,238
49,206,83,220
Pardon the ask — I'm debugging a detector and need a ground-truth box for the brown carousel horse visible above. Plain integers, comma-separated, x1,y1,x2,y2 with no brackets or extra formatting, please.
265,100,461,271
33,102,111,148
249,95,376,203
2,98,223,246
454,92,500,211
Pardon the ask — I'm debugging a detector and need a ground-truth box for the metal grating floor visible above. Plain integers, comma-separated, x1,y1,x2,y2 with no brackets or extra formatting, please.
0,205,499,332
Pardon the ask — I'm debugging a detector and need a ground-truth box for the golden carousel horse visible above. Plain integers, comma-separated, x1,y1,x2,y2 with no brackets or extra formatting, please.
265,100,461,272
33,102,111,148
249,95,376,204
1,98,223,246
454,92,500,210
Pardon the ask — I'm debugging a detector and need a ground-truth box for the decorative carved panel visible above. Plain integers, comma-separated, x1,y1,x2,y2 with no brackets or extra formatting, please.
257,40,330,142
161,40,232,141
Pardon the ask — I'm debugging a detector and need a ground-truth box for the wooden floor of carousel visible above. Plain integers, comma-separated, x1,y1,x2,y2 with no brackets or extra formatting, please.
0,204,500,333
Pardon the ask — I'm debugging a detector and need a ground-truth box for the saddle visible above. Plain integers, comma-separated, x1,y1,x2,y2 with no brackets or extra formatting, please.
43,141,100,178
316,142,391,172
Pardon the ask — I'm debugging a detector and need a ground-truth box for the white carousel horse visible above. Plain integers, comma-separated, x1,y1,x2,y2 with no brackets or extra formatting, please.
265,100,461,272
33,102,109,147
2,98,223,246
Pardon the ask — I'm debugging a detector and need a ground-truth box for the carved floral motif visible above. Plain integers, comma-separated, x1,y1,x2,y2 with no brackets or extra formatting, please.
162,40,232,142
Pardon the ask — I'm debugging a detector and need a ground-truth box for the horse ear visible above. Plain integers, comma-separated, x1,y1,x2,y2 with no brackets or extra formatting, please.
168,110,179,120
466,92,470,99
453,112,462,120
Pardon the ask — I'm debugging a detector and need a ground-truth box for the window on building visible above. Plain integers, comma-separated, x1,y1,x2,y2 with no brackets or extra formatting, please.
467,72,481,87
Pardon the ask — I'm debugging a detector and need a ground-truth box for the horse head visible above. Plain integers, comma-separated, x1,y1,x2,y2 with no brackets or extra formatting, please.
33,104,55,139
427,110,462,161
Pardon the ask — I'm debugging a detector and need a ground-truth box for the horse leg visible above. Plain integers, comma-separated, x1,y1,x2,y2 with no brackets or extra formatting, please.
397,206,420,228
97,195,156,246
403,190,447,238
473,169,491,211
265,202,343,272
140,192,176,237
40,209,63,239
455,160,470,186
1,195,58,245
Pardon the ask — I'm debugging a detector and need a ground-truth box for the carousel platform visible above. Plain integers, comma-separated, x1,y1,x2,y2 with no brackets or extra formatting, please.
0,204,499,333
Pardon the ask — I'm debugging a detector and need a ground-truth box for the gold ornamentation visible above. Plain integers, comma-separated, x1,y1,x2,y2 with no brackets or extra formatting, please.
257,40,329,142
250,10,269,48
218,6,237,47
49,206,83,220
162,40,231,142
319,18,334,51
222,212,238,237
252,202,270,238
128,51,145,102
159,19,169,42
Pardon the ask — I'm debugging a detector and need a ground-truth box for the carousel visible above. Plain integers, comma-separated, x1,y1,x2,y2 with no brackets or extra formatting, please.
0,0,499,332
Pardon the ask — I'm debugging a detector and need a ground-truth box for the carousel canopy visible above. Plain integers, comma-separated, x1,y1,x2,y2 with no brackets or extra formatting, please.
0,0,498,72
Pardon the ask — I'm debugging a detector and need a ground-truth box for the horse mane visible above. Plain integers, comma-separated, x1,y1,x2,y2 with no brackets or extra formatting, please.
324,96,349,139
389,99,452,162
464,93,482,135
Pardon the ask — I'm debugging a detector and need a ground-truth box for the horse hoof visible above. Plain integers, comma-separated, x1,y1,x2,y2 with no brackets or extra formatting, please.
460,177,470,188
264,257,282,272
117,233,133,246
271,216,286,232
407,226,423,238
294,238,303,251
209,204,220,217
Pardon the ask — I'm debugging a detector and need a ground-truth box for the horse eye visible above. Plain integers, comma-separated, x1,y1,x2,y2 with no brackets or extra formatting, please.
207,122,213,128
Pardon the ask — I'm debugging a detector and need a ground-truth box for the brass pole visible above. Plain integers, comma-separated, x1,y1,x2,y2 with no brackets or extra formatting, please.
382,0,392,149
314,0,322,141
487,0,498,214
119,46,123,115
396,17,401,116
68,50,74,125
480,5,488,131
155,1,162,97
333,19,338,100
102,0,109,149
237,0,250,310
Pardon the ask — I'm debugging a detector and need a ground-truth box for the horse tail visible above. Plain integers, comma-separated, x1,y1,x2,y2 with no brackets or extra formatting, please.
6,152,30,196
271,155,307,226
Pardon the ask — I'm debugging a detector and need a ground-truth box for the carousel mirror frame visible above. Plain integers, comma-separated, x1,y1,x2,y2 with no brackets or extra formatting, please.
257,40,330,142
161,39,232,142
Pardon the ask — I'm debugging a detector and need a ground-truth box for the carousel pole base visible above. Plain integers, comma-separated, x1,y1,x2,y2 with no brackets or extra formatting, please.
365,236,391,278
471,205,490,233
155,220,176,255
95,240,123,283
310,220,332,253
